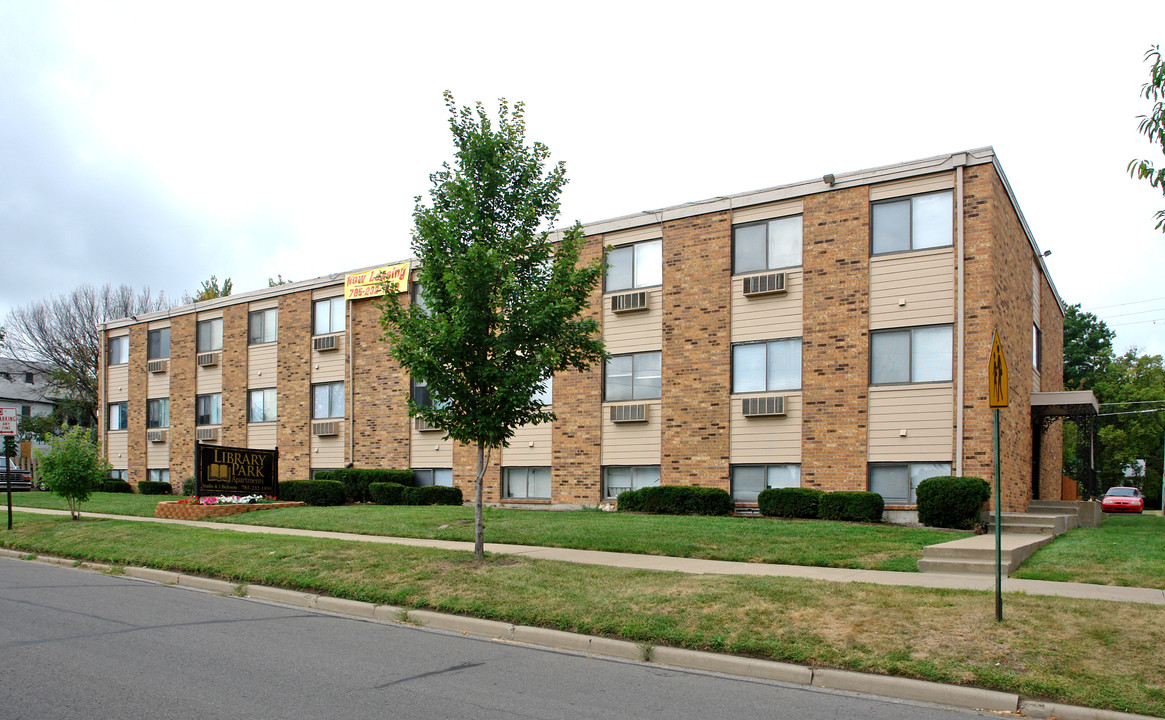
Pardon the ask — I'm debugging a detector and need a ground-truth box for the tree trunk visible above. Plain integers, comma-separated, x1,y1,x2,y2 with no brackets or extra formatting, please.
474,441,485,559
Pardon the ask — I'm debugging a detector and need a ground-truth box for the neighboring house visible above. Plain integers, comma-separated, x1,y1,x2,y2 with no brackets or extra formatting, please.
97,147,1092,519
0,357,58,465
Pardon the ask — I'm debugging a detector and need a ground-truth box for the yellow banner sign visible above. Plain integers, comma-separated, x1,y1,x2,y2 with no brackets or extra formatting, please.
344,262,411,300
988,331,1009,408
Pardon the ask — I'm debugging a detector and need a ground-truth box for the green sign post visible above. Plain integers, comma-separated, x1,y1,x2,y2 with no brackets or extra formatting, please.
988,331,1009,622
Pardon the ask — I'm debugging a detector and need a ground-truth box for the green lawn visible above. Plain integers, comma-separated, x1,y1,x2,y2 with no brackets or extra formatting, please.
221,504,967,572
1012,515,1165,590
5,491,163,517
2,516,1162,718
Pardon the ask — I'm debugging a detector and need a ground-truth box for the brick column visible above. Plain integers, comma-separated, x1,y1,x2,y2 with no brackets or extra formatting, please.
1039,277,1065,499
801,187,870,491
277,291,312,480
126,327,148,485
221,304,248,446
350,296,411,469
660,211,731,488
168,314,196,484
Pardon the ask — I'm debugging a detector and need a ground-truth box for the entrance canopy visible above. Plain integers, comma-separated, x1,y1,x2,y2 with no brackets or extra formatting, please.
1031,390,1099,420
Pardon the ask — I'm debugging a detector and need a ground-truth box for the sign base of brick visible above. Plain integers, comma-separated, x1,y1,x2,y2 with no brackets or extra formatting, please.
154,501,305,520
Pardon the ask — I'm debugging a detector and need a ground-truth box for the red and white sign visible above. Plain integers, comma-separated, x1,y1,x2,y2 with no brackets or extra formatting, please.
0,406,18,437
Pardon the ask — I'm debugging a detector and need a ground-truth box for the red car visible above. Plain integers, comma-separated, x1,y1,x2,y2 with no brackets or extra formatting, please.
1101,486,1144,514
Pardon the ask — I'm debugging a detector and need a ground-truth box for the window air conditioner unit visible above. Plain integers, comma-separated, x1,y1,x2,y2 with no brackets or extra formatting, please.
196,352,221,368
147,359,169,374
312,421,338,437
146,429,168,443
611,291,649,313
313,335,339,352
742,272,786,297
610,403,647,423
415,417,441,432
742,396,786,417
196,427,219,442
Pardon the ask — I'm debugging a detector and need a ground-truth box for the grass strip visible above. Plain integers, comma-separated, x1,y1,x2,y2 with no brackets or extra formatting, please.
1012,515,1165,589
6,491,163,517
3,516,1164,717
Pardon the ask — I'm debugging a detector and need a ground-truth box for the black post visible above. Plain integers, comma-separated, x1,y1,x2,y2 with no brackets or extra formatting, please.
193,441,201,498
6,455,12,531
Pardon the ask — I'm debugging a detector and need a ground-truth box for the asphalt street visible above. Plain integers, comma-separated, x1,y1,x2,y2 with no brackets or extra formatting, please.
0,557,997,719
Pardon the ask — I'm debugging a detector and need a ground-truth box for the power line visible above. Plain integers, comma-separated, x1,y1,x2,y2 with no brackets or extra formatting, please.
1100,399,1165,406
1085,295,1165,311
1108,316,1165,327
1100,305,1165,319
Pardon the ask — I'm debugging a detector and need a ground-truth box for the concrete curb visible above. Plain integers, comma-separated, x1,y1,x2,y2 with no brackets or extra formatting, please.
4,551,1162,720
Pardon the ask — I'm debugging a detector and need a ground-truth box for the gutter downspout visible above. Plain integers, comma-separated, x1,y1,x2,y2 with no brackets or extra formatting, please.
348,298,354,467
955,161,966,476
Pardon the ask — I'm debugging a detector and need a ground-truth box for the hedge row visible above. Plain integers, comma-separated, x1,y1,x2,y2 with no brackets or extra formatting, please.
368,482,462,506
617,486,733,516
916,476,990,529
102,479,133,494
315,469,415,503
757,488,884,523
277,480,347,506
136,480,173,495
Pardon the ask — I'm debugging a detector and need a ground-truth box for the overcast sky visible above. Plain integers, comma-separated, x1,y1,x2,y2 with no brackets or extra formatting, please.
2,1,1164,358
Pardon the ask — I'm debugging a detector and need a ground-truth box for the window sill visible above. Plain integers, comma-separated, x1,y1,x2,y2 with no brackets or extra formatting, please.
501,498,552,504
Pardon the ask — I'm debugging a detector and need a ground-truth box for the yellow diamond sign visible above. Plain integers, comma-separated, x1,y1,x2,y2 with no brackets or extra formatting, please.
989,331,1009,408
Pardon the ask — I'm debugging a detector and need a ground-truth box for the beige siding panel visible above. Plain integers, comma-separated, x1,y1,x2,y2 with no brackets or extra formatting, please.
107,431,129,469
312,287,345,301
604,226,661,246
248,344,278,386
729,392,802,463
196,364,222,395
146,366,170,399
869,172,955,201
867,384,953,461
249,298,278,312
107,365,129,402
311,342,347,383
248,423,277,450
196,309,223,321
311,427,346,469
731,198,803,226
601,401,661,465
146,320,171,330
602,288,663,353
146,438,169,470
411,427,453,467
1032,263,1040,324
869,248,955,330
502,421,553,466
1033,368,1041,393
731,269,803,342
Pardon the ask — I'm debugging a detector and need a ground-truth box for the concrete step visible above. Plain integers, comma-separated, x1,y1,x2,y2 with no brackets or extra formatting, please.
1028,500,1081,512
919,533,1054,575
917,558,997,574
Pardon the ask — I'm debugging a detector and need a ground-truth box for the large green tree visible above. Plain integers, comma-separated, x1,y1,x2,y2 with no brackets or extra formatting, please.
1092,351,1165,509
380,93,605,558
1129,44,1165,232
1063,304,1115,390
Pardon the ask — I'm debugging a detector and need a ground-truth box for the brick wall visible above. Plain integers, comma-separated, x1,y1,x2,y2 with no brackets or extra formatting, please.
221,304,248,447
453,440,502,503
551,235,604,503
1039,273,1065,499
660,212,731,488
801,187,870,490
168,313,196,484
350,296,411,469
276,291,312,480
126,326,147,485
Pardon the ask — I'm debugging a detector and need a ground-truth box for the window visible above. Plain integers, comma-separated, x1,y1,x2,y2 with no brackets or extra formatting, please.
733,215,803,273
146,398,169,429
108,402,127,431
414,468,453,487
606,239,662,292
732,339,802,393
249,308,278,345
195,393,222,426
604,351,661,401
312,381,344,419
532,376,552,406
868,462,951,505
23,372,34,384
411,282,429,314
196,318,223,352
870,326,952,384
248,388,277,423
313,297,345,335
20,405,31,417
109,469,126,481
603,466,660,499
107,336,128,366
148,469,170,485
1032,324,1041,370
871,191,953,255
148,328,170,359
504,467,551,499
731,464,801,503
412,377,432,407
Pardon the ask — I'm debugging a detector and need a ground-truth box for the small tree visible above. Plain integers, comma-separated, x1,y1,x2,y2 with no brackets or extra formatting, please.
1129,44,1165,232
184,275,233,304
36,425,110,520
379,93,605,559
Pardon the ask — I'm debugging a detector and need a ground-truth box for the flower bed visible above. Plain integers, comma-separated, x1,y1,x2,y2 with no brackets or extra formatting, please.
155,499,305,520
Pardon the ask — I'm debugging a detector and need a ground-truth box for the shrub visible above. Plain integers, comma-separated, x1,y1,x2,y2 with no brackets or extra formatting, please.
315,468,415,503
101,479,133,493
277,480,346,506
137,480,173,495
758,487,823,518
818,491,884,523
616,486,733,516
916,476,991,529
368,482,408,505
180,477,196,496
402,485,463,506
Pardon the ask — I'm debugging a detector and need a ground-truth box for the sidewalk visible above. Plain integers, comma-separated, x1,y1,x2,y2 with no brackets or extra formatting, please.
12,506,1165,606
